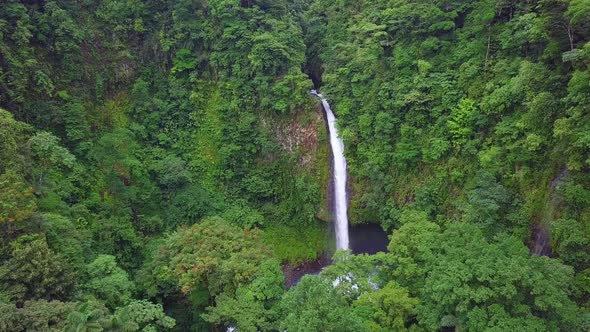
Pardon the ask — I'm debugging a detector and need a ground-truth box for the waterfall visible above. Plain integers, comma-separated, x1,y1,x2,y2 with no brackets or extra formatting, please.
311,90,349,250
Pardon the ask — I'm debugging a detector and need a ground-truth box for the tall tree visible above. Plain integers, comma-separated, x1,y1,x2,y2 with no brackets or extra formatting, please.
0,234,75,304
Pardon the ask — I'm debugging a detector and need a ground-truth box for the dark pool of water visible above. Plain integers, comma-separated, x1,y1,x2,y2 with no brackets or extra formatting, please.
282,223,390,288
349,223,389,255
282,254,331,288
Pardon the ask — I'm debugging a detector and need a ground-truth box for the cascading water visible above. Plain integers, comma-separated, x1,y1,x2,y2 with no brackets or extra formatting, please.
311,90,349,250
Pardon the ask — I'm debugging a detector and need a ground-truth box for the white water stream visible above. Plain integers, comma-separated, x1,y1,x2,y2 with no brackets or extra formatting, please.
311,90,349,250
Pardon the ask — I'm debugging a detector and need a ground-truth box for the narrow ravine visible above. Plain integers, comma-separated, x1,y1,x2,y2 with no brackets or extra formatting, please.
311,90,349,250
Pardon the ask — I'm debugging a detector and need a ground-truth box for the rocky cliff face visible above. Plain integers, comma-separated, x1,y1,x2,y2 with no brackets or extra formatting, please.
265,103,331,222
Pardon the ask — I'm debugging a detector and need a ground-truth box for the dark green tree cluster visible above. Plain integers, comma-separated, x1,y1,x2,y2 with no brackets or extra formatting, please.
278,213,588,331
0,0,327,330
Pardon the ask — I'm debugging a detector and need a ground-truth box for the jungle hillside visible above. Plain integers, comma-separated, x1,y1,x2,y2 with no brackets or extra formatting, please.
1,0,590,331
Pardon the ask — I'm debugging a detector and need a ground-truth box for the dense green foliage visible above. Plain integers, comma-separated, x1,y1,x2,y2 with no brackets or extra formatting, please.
0,0,325,330
297,0,590,329
1,0,590,330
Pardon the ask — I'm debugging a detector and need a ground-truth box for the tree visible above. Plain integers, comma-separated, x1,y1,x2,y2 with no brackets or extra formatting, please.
0,234,75,304
386,214,441,291
155,217,277,296
64,299,175,332
110,300,175,331
277,275,365,332
0,171,36,226
388,221,585,331
320,251,384,303
84,255,135,309
42,213,91,271
458,171,512,233
27,131,75,188
0,109,30,173
90,216,142,270
89,129,156,210
167,185,223,228
0,300,75,332
447,98,479,147
151,154,191,191
146,217,283,330
203,258,284,330
64,301,111,332
552,218,590,270
353,281,420,332
567,0,590,30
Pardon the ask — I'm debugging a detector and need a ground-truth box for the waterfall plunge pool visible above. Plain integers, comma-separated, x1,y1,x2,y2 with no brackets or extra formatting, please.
349,223,389,255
